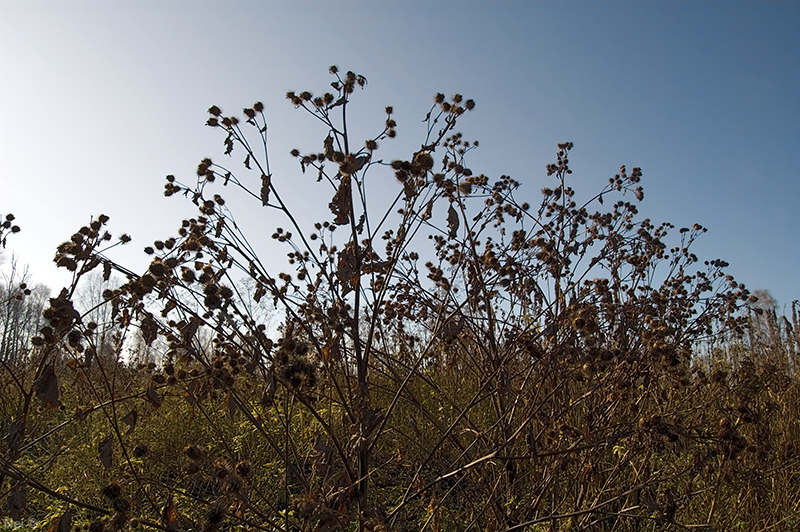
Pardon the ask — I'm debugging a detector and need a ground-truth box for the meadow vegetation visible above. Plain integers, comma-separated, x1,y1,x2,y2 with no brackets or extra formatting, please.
1,68,799,531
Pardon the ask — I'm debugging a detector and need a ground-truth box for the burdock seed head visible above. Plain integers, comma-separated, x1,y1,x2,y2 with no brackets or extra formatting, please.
185,445,204,461
102,482,122,500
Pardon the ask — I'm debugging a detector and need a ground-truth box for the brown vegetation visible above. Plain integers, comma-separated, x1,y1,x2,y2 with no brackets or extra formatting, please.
1,69,798,531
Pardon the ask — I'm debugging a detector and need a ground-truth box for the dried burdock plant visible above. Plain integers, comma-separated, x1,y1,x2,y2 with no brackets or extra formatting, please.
1,68,795,532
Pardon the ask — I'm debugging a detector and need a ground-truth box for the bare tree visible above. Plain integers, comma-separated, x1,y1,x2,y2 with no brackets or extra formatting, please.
0,257,49,362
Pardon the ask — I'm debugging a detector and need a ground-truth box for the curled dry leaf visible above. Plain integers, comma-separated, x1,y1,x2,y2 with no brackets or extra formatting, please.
329,177,351,225
34,365,59,410
260,173,271,206
98,435,113,470
336,241,359,294
447,204,459,239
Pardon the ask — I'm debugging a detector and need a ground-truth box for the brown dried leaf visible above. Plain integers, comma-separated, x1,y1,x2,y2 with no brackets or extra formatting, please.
225,392,238,420
162,493,180,531
180,319,199,344
329,177,351,225
84,346,95,368
145,383,162,408
340,154,369,176
224,133,233,155
98,434,113,470
7,419,23,455
253,283,265,303
441,316,464,341
34,365,59,410
336,242,359,294
48,510,72,532
161,299,177,318
103,260,112,282
447,204,459,239
323,135,334,159
422,199,434,221
261,371,277,406
120,407,138,434
260,173,271,206
140,314,158,346
358,405,382,438
7,487,26,520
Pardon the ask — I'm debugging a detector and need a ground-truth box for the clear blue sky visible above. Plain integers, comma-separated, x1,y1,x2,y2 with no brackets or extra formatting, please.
1,1,798,307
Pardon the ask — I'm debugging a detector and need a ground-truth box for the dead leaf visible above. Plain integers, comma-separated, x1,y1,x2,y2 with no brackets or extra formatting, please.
48,510,72,532
322,331,341,363
34,365,59,410
260,174,271,206
103,260,112,282
441,316,464,342
7,419,23,455
447,205,459,239
313,433,333,479
224,133,233,155
84,346,95,368
120,407,138,434
253,283,265,303
225,392,238,420
162,493,180,531
358,406,382,438
140,314,158,346
98,435,113,470
336,242,359,294
340,154,369,175
261,371,276,406
160,299,177,318
180,319,199,344
7,486,26,519
145,384,162,408
329,177,351,225
422,199,434,221
243,153,251,169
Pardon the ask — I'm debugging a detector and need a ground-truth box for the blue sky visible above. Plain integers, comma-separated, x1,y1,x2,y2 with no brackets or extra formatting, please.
1,1,798,307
